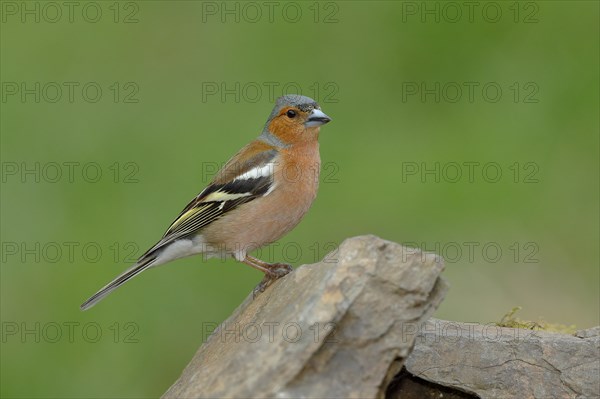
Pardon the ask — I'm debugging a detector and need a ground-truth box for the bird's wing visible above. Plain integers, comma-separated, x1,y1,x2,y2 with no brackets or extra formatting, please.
138,144,278,260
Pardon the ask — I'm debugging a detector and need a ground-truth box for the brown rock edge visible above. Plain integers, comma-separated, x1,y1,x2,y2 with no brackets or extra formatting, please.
163,235,448,398
403,319,599,399
163,235,599,399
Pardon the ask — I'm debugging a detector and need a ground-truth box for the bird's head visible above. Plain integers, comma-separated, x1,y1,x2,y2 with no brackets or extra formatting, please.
262,94,332,146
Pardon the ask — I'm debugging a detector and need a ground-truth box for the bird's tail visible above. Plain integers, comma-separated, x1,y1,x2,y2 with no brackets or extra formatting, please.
80,256,156,311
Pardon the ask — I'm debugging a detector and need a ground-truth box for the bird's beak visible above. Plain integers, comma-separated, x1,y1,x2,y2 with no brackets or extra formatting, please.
305,109,332,127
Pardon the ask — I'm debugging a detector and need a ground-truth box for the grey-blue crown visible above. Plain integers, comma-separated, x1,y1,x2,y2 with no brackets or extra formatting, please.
267,94,320,121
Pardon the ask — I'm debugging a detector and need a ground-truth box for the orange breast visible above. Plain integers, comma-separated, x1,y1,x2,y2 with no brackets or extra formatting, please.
202,141,321,258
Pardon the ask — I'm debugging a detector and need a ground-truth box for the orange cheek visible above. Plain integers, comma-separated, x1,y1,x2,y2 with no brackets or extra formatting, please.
268,118,300,143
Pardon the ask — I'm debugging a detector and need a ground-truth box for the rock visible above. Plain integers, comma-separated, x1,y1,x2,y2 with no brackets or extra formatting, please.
386,368,479,399
163,235,448,399
576,326,600,339
405,318,600,399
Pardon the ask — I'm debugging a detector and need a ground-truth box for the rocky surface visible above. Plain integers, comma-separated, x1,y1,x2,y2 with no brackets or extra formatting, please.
163,235,448,399
162,234,599,399
405,319,600,399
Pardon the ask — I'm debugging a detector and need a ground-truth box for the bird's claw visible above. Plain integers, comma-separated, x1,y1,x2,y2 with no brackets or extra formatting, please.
269,263,293,277
252,263,292,298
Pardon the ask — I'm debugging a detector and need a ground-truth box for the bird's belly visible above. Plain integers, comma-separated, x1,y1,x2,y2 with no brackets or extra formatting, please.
202,172,319,260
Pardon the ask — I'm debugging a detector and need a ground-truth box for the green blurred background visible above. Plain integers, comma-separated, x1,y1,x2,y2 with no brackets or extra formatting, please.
1,1,598,397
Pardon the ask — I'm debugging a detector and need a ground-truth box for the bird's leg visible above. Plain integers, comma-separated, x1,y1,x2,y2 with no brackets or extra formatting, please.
242,255,293,298
246,254,293,276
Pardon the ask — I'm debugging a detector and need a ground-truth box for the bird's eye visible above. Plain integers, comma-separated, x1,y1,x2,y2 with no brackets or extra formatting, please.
286,109,297,118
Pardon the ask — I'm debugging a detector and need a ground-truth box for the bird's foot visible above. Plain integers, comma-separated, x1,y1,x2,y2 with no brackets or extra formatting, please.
268,262,293,277
252,263,293,298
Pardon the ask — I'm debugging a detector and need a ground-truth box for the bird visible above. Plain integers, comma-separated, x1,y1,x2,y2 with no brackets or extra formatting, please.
80,94,332,310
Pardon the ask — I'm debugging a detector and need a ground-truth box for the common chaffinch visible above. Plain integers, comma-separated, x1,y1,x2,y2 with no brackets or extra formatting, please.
81,95,331,310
